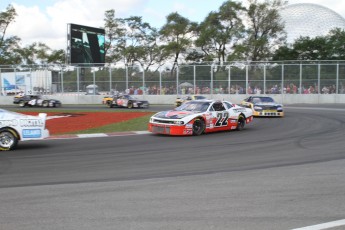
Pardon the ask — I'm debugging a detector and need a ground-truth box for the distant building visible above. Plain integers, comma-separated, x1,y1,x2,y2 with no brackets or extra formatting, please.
280,3,345,43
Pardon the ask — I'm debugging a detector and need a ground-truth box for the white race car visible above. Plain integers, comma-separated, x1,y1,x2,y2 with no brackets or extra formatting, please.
149,100,253,136
0,109,50,150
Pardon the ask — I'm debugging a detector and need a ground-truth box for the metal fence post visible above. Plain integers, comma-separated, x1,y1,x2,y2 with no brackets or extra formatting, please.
142,70,145,95
159,69,162,95
281,64,284,95
210,65,214,95
176,65,179,95
125,64,128,91
228,65,231,94
299,63,302,94
263,64,266,94
318,63,321,94
193,65,196,94
336,63,339,94
109,67,112,93
246,65,249,94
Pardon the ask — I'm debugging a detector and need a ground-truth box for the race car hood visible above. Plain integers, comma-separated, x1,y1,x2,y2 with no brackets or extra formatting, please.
154,110,197,119
255,102,282,106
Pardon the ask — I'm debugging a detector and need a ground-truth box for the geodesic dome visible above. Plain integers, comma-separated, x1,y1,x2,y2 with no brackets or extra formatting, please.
280,3,345,43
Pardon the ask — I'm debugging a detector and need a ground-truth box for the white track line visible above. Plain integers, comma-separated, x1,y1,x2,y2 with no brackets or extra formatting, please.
292,219,345,230
77,133,108,138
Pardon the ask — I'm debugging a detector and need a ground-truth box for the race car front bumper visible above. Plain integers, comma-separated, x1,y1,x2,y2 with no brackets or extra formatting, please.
148,123,193,135
253,110,284,117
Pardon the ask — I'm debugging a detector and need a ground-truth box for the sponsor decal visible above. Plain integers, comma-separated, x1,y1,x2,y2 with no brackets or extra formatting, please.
22,129,42,138
166,111,191,118
185,124,193,128
183,129,192,135
0,119,18,127
233,108,246,112
20,119,44,127
205,113,212,126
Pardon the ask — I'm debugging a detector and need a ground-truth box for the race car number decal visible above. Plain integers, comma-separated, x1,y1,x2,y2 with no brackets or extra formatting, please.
215,112,229,127
22,129,42,138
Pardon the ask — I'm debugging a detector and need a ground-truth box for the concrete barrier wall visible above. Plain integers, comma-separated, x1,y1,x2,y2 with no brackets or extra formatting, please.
1,94,345,105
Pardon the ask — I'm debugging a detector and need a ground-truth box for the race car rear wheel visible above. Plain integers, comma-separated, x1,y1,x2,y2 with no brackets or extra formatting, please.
0,128,19,151
42,100,49,107
127,101,133,109
236,115,245,131
192,118,205,136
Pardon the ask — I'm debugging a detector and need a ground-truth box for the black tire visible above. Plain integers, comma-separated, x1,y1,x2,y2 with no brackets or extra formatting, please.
127,101,133,109
19,101,26,107
106,100,113,108
192,118,205,136
236,114,245,131
0,129,19,151
42,100,49,107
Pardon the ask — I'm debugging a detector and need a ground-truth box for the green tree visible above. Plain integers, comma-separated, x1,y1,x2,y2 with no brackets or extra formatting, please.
272,28,345,60
159,12,198,70
195,1,246,63
293,36,328,60
103,9,126,63
236,0,287,61
0,5,16,48
0,5,21,65
271,45,297,60
326,28,345,60
0,5,65,65
104,10,168,71
122,16,167,71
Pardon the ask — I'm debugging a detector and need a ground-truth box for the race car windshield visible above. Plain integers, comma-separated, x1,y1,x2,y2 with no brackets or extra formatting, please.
194,96,206,100
177,101,211,112
255,97,275,103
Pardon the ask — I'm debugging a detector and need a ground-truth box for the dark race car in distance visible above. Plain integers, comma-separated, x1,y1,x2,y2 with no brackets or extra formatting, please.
13,94,62,108
109,94,149,109
240,96,284,117
175,95,207,107
13,95,40,107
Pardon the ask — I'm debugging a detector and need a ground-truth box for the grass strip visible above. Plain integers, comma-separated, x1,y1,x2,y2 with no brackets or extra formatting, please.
63,114,153,135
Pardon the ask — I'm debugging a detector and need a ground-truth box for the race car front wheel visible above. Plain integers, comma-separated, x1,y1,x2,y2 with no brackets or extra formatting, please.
127,101,133,109
192,118,205,136
0,129,19,151
19,101,26,107
236,115,245,131
106,100,113,108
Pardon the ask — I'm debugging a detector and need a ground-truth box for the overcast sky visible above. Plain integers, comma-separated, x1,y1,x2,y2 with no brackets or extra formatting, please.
1,0,344,50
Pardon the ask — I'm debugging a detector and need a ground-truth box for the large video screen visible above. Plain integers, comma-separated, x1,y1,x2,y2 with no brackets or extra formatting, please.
68,23,105,65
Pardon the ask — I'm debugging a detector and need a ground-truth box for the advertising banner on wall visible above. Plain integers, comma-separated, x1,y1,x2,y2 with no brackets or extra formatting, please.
0,70,52,96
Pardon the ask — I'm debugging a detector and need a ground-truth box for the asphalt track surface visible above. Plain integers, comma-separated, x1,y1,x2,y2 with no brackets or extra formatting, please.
0,104,345,230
